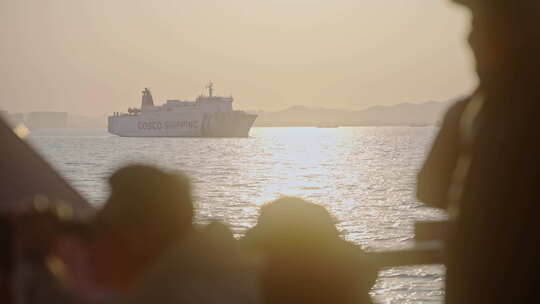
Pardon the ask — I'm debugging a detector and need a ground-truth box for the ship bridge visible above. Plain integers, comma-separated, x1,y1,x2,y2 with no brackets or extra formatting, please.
195,82,234,113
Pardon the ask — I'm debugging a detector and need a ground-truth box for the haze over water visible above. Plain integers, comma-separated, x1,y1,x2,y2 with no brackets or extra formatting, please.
28,126,446,303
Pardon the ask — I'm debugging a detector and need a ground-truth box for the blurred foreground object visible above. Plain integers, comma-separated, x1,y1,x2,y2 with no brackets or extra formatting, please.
90,165,194,292
243,197,376,304
1,117,94,303
0,118,92,218
91,165,260,304
418,1,540,303
10,206,74,304
126,222,261,304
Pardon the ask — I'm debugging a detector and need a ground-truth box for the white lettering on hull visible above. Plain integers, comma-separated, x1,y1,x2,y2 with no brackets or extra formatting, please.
137,120,200,130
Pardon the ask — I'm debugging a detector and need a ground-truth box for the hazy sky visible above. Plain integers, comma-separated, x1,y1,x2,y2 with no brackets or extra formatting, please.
1,0,476,116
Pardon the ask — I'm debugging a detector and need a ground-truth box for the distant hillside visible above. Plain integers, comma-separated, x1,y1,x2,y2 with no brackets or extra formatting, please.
0,111,106,129
2,99,457,130
254,100,455,127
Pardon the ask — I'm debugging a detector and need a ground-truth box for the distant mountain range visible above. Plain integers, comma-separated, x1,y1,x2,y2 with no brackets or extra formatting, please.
253,100,456,127
2,99,458,130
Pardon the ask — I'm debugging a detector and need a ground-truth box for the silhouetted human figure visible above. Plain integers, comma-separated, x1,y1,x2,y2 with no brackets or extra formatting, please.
243,197,376,304
90,165,195,293
417,98,469,208
90,164,260,303
418,1,540,303
126,221,260,304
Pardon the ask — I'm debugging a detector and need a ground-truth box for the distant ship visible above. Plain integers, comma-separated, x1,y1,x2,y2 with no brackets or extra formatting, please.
408,123,430,127
108,83,257,137
316,123,340,128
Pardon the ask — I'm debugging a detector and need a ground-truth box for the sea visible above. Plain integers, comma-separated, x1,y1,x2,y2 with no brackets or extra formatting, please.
28,126,447,304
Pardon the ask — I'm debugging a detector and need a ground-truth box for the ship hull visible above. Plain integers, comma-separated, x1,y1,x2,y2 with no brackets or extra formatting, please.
108,111,257,137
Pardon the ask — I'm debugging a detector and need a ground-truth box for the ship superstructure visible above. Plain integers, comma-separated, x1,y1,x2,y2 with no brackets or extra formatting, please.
108,83,257,137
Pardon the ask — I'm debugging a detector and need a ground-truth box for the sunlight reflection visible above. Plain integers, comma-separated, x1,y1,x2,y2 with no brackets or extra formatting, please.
247,127,346,204
29,126,447,303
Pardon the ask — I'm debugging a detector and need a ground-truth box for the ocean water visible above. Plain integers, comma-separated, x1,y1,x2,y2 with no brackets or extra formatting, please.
28,126,447,303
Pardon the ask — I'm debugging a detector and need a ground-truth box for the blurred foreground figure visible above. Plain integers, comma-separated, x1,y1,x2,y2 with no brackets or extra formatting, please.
418,1,540,303
243,197,376,304
91,165,260,303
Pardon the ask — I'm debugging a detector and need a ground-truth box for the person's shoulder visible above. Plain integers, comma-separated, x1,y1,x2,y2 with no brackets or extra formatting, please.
334,240,378,291
144,221,252,275
416,96,472,208
443,97,470,126
127,222,261,304
332,240,374,270
199,221,236,245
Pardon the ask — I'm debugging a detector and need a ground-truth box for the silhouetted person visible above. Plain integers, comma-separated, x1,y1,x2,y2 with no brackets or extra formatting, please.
243,197,376,304
126,221,260,304
417,98,469,208
418,1,540,303
90,165,194,293
91,164,260,303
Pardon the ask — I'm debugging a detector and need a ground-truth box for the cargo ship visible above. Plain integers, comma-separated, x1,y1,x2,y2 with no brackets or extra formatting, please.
108,83,257,137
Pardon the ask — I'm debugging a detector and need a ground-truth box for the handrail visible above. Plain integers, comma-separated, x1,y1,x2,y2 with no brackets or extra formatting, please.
368,221,448,268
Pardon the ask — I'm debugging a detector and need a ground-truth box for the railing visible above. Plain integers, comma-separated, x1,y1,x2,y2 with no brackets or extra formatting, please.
369,221,447,268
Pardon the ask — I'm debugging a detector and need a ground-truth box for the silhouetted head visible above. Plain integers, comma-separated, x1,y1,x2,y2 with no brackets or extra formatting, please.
244,197,376,304
97,164,193,237
452,0,540,83
244,197,340,253
91,164,193,291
